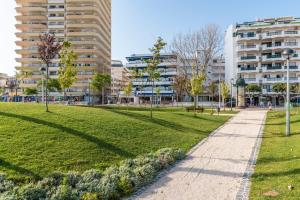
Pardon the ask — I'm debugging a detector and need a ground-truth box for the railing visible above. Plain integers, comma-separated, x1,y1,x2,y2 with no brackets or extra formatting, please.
240,67,257,71
241,56,256,60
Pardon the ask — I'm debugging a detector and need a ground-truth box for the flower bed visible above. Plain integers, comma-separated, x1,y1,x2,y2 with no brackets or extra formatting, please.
0,148,184,200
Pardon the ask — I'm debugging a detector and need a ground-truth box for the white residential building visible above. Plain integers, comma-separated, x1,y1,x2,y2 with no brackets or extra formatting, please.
225,16,300,105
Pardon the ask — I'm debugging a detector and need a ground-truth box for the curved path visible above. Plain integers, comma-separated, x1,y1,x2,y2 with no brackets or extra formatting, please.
131,109,267,200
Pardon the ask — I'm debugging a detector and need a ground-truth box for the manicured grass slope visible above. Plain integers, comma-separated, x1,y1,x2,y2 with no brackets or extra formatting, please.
250,110,300,199
0,103,229,182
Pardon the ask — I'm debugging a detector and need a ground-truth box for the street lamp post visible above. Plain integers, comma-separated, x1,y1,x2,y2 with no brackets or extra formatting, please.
283,48,295,136
218,73,221,113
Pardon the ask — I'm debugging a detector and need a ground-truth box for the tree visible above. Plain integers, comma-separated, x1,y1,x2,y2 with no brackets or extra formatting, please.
58,41,78,101
24,88,38,101
170,24,223,76
172,74,188,107
123,81,133,109
145,37,167,118
190,70,205,116
38,33,62,112
220,81,230,110
38,78,62,92
246,84,261,106
208,81,218,112
155,87,161,106
91,72,111,104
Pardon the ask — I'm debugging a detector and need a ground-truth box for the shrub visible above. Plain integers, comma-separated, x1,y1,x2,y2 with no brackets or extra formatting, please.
63,172,82,188
19,184,47,200
0,148,184,200
81,192,98,200
51,184,79,200
0,174,15,193
98,167,120,200
76,169,102,194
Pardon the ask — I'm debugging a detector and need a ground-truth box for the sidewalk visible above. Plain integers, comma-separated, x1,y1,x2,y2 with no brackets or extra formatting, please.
131,109,267,200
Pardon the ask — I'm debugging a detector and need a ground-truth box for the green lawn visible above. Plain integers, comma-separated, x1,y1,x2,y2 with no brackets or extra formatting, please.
0,103,230,182
250,109,300,199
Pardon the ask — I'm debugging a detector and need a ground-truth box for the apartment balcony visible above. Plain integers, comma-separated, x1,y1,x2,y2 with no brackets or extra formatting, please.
244,78,257,83
48,17,64,21
15,49,38,55
238,67,259,73
48,24,64,29
15,24,47,31
262,65,299,72
237,45,259,52
16,0,47,4
132,81,173,86
16,15,47,21
136,90,174,95
262,77,299,83
262,55,284,62
238,56,258,62
237,35,260,41
16,7,47,13
262,30,300,40
126,62,177,68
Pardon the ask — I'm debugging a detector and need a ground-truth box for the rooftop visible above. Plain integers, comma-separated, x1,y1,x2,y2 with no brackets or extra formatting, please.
235,16,300,29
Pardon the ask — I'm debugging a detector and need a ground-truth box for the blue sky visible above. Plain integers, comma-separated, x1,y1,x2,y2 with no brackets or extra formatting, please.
2,0,300,75
112,0,300,62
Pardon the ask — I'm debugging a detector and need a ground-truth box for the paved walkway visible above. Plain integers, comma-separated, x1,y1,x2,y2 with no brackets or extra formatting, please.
131,109,267,200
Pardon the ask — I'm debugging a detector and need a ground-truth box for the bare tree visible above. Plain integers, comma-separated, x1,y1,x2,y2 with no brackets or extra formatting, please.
38,33,62,112
170,24,223,76
172,73,189,106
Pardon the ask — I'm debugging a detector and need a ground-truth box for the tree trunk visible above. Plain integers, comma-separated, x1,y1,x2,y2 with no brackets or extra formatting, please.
194,96,197,117
150,81,154,119
45,63,49,112
102,87,104,105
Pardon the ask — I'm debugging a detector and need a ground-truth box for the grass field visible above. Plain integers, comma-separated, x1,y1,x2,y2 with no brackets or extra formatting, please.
250,109,300,199
0,103,230,182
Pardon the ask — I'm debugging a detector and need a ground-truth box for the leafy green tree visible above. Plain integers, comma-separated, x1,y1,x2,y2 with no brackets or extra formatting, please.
38,78,62,92
91,72,111,104
220,81,230,110
246,83,261,106
24,88,38,96
190,71,205,116
145,37,167,118
58,41,78,101
123,81,133,109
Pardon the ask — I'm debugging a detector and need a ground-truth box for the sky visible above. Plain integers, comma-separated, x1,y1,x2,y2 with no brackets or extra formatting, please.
2,0,300,75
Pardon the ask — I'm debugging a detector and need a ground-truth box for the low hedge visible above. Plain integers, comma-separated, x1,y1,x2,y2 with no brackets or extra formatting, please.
0,148,184,200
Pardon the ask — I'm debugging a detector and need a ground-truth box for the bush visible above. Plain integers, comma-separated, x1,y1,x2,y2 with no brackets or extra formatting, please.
19,184,47,200
76,169,102,193
0,148,184,200
0,174,15,193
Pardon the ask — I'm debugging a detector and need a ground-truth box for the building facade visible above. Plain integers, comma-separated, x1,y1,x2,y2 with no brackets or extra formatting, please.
110,60,129,103
15,0,111,101
126,54,177,104
225,17,300,105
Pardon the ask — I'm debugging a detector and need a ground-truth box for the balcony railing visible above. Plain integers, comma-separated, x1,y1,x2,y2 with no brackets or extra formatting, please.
241,56,256,60
240,67,257,71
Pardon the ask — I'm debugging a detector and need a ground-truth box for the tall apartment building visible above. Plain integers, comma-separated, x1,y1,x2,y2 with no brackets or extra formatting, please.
110,60,129,103
225,17,300,105
15,0,111,101
126,54,177,104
